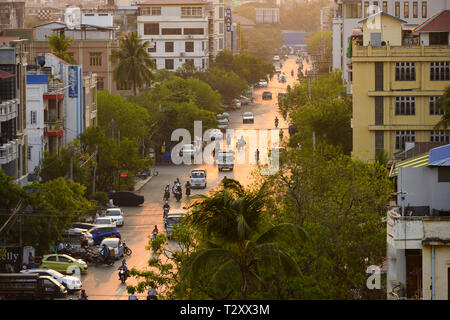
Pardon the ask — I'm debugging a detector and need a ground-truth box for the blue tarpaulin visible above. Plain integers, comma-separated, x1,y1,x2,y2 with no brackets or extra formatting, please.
283,32,309,48
428,144,450,166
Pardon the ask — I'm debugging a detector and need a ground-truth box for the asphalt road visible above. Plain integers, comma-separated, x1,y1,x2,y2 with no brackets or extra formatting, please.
75,56,310,300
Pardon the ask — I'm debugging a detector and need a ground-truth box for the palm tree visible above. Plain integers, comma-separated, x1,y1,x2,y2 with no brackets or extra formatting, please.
111,32,155,96
183,179,308,299
434,85,450,131
48,33,76,64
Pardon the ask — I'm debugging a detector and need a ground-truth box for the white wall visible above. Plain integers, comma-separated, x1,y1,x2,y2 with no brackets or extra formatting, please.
398,167,450,214
82,13,114,27
25,84,45,174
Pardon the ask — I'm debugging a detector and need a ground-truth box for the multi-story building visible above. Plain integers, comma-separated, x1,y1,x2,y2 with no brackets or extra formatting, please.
137,0,210,71
31,21,130,95
332,0,450,93
25,53,97,174
387,144,450,300
0,0,25,29
82,6,138,37
0,38,28,186
209,0,225,59
351,10,450,162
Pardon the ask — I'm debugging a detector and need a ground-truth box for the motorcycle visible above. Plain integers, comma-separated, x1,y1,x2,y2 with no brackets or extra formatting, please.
185,186,191,197
174,190,181,202
274,118,279,128
123,242,132,256
119,268,128,284
94,253,114,267
163,206,169,219
163,189,170,201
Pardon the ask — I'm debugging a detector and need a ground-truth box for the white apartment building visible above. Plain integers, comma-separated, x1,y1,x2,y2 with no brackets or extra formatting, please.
332,0,450,92
137,0,210,71
210,0,225,58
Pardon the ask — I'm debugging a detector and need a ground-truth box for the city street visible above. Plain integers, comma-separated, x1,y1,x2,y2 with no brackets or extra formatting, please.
77,56,310,300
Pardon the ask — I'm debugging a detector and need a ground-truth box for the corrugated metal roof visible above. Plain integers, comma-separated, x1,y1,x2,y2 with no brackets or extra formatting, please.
428,144,450,166
390,153,429,177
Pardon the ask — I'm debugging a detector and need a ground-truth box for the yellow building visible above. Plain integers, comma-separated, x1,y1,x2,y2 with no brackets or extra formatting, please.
351,10,450,162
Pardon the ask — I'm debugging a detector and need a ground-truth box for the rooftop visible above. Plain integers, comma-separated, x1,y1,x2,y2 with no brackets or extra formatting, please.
415,10,450,32
358,11,407,24
139,0,207,5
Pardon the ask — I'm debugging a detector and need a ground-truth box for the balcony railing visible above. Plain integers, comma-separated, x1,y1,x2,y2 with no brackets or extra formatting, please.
0,99,17,122
352,43,450,58
0,139,18,165
47,81,64,93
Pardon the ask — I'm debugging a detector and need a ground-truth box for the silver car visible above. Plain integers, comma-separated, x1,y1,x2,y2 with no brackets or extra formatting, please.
190,169,207,189
21,268,82,291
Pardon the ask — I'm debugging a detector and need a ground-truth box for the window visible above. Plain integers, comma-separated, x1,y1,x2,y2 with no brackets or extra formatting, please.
147,43,156,53
430,62,450,81
202,59,205,69
185,41,194,52
395,130,415,149
140,7,161,16
144,23,159,35
219,38,224,50
395,2,400,17
383,1,388,13
395,97,416,115
438,167,450,182
97,77,104,90
404,2,409,18
430,131,449,143
421,1,427,18
89,52,102,66
429,32,449,45
219,22,224,34
413,1,418,18
429,96,444,115
364,1,369,17
219,6,224,18
162,28,182,35
30,111,36,125
151,59,157,66
181,7,203,17
27,146,31,160
186,59,194,67
184,28,204,35
46,256,57,262
165,59,174,70
116,81,131,91
165,42,174,53
395,62,416,81
58,256,70,263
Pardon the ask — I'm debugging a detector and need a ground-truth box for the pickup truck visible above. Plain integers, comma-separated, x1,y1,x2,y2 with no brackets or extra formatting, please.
0,273,67,300
218,150,234,171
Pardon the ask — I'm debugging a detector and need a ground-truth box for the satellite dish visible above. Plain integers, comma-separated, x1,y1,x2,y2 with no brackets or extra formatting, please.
65,7,81,30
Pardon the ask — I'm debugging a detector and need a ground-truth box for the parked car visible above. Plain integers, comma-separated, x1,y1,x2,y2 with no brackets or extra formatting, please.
99,238,124,260
278,92,287,104
233,99,241,109
21,268,82,292
0,273,67,300
179,143,195,158
273,55,280,62
105,208,124,227
278,74,287,83
108,191,144,207
262,91,273,100
258,79,268,87
61,228,94,248
71,222,97,231
275,66,281,73
190,169,207,189
164,210,188,239
204,129,223,142
39,254,88,274
89,225,121,245
94,217,116,226
221,112,230,119
240,95,251,105
243,112,254,124
296,57,302,64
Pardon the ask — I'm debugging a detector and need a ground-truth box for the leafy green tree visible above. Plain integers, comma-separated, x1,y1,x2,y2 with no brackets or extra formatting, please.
262,144,393,299
111,32,155,96
180,179,308,299
306,30,332,74
0,169,27,210
434,85,450,131
48,33,76,64
197,67,247,104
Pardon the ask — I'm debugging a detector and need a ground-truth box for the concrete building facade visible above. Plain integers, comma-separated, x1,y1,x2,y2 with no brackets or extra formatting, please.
351,11,450,162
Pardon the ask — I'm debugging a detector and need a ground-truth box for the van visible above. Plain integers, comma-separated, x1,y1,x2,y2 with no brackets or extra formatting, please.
0,273,67,300
61,228,94,248
190,169,207,189
218,150,234,171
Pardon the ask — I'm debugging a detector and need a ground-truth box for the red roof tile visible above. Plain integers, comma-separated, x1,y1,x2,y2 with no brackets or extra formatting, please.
415,10,450,32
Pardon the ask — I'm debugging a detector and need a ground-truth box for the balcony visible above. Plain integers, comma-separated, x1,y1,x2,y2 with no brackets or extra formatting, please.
352,43,450,58
44,81,65,100
44,122,64,137
0,139,18,165
0,99,17,122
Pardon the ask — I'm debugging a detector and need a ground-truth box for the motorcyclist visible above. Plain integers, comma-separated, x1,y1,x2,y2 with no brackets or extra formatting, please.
163,200,170,211
118,259,128,280
78,289,88,300
185,181,191,197
274,116,279,128
128,288,138,300
291,69,294,76
279,129,284,140
147,288,158,300
164,184,170,200
152,225,159,241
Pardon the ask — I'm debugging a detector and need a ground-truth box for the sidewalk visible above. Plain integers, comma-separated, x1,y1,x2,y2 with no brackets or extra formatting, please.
134,175,153,192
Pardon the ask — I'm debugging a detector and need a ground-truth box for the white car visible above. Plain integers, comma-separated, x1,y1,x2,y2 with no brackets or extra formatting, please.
273,56,280,62
94,217,116,226
275,66,281,73
217,118,229,131
190,169,207,189
21,268,82,291
243,112,254,124
205,129,223,142
233,99,242,109
258,80,268,87
105,208,124,227
240,95,251,105
99,237,124,260
180,143,195,158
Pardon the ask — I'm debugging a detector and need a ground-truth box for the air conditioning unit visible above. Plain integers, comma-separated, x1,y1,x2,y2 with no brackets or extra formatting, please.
187,35,193,39
180,52,185,57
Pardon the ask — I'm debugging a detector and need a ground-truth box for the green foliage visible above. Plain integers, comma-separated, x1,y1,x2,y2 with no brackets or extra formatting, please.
47,33,76,64
434,85,450,131
90,192,109,206
262,144,393,299
241,26,284,62
111,32,155,95
306,30,332,74
281,70,352,154
0,169,26,209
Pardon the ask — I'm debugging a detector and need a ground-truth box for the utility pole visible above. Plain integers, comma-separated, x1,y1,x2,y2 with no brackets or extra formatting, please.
92,145,98,194
70,145,74,180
